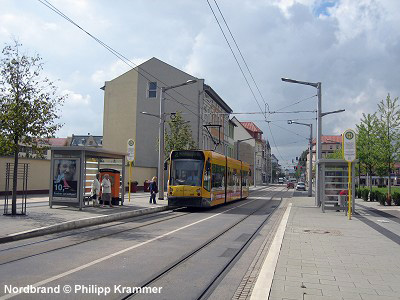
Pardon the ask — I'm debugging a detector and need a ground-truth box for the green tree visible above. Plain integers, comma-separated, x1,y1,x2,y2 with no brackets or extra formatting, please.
356,113,381,194
164,112,196,160
326,148,343,159
376,94,400,200
0,41,65,215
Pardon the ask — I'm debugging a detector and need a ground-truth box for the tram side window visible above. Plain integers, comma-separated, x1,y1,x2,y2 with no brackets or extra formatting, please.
233,169,238,187
228,167,234,187
203,160,211,191
242,171,248,186
212,164,225,188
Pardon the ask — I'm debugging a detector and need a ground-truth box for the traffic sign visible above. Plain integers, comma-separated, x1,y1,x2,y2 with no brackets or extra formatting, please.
343,129,356,162
127,139,135,162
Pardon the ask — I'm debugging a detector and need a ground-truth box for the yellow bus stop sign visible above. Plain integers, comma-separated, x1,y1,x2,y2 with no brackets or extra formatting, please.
343,129,356,219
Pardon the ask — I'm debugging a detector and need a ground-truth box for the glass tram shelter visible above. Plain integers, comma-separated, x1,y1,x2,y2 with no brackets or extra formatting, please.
50,147,126,210
318,159,357,213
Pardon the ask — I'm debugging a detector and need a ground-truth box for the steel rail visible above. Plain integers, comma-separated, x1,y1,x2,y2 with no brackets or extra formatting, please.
122,187,286,299
0,187,274,266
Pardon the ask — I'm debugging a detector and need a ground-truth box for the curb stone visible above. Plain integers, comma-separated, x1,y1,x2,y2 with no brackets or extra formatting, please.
0,205,170,244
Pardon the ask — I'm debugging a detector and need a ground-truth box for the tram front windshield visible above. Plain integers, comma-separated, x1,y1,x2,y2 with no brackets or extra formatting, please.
170,159,204,187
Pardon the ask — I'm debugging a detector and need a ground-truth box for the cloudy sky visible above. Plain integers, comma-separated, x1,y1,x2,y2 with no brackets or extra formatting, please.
1,0,399,168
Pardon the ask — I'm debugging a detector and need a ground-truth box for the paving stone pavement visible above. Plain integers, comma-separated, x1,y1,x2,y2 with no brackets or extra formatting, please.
269,195,400,300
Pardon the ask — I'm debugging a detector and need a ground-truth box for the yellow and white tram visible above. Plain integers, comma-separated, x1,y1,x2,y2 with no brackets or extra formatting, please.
167,150,250,207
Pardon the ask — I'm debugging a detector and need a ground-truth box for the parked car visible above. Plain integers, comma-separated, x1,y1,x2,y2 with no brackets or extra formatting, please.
287,182,294,189
296,182,306,191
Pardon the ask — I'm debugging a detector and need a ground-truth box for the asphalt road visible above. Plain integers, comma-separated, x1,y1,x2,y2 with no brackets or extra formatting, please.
0,186,291,300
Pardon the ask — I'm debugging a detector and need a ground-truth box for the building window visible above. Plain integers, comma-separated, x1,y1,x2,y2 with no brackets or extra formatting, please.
148,82,157,98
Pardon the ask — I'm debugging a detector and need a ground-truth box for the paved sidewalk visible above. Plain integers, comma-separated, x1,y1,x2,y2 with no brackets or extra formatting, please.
269,195,400,300
0,191,167,242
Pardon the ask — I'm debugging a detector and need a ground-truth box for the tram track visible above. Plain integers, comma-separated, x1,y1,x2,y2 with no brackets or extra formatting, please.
0,186,276,267
122,187,286,300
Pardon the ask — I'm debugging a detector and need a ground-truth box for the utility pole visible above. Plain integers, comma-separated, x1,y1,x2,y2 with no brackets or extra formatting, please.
316,82,322,205
308,124,313,197
282,78,344,206
157,79,197,200
288,120,313,197
236,137,254,160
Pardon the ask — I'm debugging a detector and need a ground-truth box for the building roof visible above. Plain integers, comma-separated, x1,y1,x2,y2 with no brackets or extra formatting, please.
204,84,233,113
312,135,341,145
69,135,103,147
229,118,238,127
240,122,263,134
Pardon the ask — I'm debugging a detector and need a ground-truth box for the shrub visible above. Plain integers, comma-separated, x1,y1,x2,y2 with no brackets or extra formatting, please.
370,190,377,202
392,192,400,206
376,191,386,205
361,189,369,201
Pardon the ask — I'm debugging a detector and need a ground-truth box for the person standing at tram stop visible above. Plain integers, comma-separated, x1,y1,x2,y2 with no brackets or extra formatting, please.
91,173,100,207
149,176,158,204
101,174,113,208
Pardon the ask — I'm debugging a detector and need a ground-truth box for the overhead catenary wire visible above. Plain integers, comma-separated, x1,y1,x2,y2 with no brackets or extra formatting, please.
266,123,286,162
270,122,309,140
205,0,265,117
203,110,316,115
37,0,210,126
243,118,316,122
212,0,270,114
275,94,317,112
208,0,305,164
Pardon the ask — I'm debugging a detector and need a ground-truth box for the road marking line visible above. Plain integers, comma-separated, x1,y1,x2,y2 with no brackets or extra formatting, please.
0,199,256,300
250,203,292,300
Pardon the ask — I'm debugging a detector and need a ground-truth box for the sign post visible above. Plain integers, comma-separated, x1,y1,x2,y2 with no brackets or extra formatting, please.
343,129,356,220
127,139,135,202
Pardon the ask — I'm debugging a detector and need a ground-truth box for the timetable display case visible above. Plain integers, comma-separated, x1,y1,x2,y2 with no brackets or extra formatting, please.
318,159,356,213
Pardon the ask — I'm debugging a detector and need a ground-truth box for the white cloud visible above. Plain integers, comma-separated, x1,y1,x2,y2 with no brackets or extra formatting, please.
1,0,400,166
91,58,147,86
62,90,91,106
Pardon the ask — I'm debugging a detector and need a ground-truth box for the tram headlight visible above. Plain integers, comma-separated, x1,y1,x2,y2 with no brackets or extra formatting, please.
196,188,201,196
169,188,173,195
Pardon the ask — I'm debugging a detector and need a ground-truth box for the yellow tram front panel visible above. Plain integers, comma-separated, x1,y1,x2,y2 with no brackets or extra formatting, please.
168,185,202,198
168,150,207,207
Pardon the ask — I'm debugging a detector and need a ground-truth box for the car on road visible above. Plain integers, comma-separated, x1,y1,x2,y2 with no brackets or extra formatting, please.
296,182,306,191
287,182,294,189
278,177,284,184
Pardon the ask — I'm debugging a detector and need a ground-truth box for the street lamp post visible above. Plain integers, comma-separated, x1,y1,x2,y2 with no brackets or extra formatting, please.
288,120,313,197
236,137,254,160
282,78,345,206
158,79,197,200
282,78,322,204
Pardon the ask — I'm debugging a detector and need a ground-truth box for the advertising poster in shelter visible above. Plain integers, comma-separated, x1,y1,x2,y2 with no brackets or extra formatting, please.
52,158,80,201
